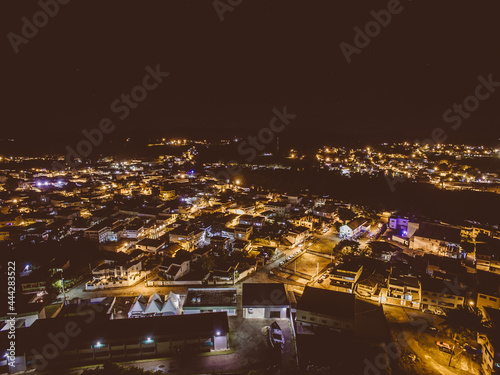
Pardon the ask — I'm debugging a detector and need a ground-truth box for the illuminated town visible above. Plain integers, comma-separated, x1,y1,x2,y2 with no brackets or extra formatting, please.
2,1,500,375
1,136,499,375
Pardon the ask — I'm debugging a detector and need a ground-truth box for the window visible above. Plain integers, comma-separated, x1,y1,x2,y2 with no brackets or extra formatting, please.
270,311,281,319
301,316,306,319
480,295,487,299
489,297,497,302
423,298,428,302
322,320,327,324
310,317,316,322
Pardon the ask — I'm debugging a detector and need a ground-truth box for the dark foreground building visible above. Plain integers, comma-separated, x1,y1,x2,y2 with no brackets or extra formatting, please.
1,311,229,372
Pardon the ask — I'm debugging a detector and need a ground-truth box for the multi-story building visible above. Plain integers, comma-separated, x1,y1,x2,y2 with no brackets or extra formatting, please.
380,272,421,309
409,222,463,259
330,263,363,294
339,218,369,239
84,222,110,243
476,271,500,312
296,287,355,332
420,277,465,312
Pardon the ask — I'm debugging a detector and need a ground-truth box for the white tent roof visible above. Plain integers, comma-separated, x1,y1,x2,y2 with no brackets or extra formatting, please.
128,294,147,316
144,293,164,314
160,292,180,314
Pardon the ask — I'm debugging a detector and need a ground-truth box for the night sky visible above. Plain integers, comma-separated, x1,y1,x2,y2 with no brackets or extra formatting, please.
2,0,499,152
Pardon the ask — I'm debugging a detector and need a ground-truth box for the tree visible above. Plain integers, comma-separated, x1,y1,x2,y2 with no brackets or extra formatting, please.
440,306,483,342
337,207,356,224
201,256,216,274
460,241,474,254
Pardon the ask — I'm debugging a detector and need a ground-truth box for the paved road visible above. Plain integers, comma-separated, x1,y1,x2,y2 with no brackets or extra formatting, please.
383,305,480,375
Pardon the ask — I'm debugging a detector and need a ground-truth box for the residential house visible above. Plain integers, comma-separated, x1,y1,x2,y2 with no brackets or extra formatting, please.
234,224,253,241
159,252,192,281
420,277,465,312
476,271,500,312
478,307,500,375
339,218,369,239
242,283,289,319
84,222,110,243
475,235,500,274
296,286,355,332
409,223,463,259
380,271,421,309
169,224,205,251
284,226,310,247
330,262,363,294
265,202,290,217
135,238,166,253
183,288,237,316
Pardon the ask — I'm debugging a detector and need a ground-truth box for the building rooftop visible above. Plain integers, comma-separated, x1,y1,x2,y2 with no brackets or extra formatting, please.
297,286,355,320
7,311,229,354
414,223,461,244
242,283,288,307
183,288,237,309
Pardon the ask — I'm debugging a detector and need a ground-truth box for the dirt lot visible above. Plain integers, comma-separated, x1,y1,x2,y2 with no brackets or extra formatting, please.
283,252,331,279
383,305,482,375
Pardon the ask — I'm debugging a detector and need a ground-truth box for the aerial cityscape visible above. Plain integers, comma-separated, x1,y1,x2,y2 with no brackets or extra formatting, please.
2,1,500,375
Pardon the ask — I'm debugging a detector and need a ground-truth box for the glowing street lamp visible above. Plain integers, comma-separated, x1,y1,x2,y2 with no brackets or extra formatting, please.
94,341,104,348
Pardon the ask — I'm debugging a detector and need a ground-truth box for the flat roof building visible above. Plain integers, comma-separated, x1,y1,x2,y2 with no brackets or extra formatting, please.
183,288,237,316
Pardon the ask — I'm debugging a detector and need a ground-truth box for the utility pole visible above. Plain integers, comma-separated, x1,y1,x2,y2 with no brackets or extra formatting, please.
448,346,454,366
61,275,67,306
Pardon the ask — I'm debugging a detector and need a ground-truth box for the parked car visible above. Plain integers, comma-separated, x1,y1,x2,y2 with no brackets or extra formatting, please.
269,321,285,349
464,344,482,355
439,346,452,354
436,341,452,353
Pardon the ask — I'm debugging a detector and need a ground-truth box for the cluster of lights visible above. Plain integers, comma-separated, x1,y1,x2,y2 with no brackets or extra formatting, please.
94,336,155,349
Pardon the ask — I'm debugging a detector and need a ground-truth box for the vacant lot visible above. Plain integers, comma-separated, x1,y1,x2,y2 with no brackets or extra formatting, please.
283,252,331,279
